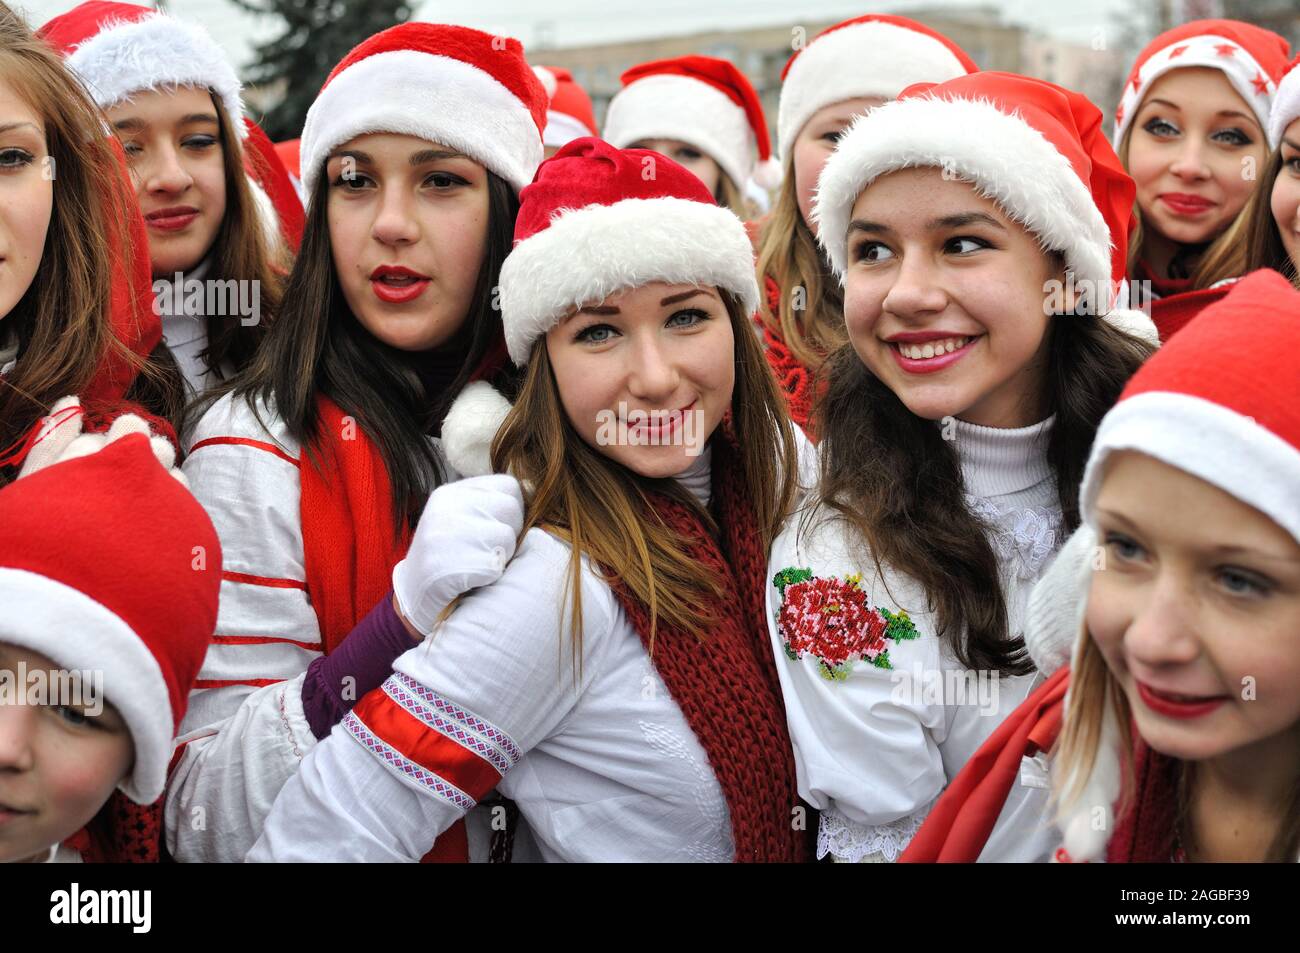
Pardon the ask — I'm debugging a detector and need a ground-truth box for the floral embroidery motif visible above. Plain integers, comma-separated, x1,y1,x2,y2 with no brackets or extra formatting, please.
773,567,920,680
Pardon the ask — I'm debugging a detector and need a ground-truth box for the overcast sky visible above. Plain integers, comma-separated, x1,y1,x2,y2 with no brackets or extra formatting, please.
15,0,1134,69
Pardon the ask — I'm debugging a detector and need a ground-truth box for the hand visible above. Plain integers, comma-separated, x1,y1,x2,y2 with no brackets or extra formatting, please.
391,474,526,637
18,396,184,485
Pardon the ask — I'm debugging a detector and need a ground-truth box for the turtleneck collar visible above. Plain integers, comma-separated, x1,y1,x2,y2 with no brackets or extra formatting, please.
154,254,214,317
673,444,713,508
952,415,1054,499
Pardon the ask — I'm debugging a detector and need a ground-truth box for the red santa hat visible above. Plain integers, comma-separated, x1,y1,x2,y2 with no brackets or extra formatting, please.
0,434,222,805
441,136,759,476
242,118,306,252
813,71,1159,344
1053,268,1300,862
776,14,977,162
1267,56,1300,149
603,55,779,191
532,65,598,149
1114,19,1291,150
39,1,245,141
298,23,547,203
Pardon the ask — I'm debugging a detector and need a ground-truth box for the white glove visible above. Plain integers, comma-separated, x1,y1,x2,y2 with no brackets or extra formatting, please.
392,473,526,636
1024,522,1098,674
18,395,184,486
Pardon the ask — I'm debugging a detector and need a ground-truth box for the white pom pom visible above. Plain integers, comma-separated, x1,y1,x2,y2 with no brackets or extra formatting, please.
441,381,513,478
752,156,782,191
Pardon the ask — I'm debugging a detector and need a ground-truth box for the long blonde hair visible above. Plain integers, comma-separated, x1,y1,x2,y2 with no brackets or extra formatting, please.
489,290,797,659
753,154,845,371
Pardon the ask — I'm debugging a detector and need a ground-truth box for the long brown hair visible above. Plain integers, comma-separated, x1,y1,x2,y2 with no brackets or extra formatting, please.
753,153,845,371
1056,630,1300,861
213,157,519,530
490,290,797,656
1225,143,1298,285
1118,122,1256,289
0,4,167,483
193,92,287,381
814,309,1154,676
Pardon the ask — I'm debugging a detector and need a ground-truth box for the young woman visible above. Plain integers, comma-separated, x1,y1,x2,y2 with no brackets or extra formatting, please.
1113,19,1289,339
39,2,295,400
768,72,1158,862
752,14,978,433
603,55,777,221
0,428,220,863
1048,269,1300,863
164,23,548,862
249,137,810,863
0,2,175,486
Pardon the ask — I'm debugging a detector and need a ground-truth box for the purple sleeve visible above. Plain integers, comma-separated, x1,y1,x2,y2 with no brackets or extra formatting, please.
301,592,416,740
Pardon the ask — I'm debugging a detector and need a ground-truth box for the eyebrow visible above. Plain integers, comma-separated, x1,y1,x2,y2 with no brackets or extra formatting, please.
0,120,41,135
1285,138,1300,153
849,211,1005,235
1140,99,1259,126
573,288,715,317
409,148,468,165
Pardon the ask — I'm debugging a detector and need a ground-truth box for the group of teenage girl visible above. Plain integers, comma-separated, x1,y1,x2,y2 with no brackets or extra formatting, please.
0,4,1295,865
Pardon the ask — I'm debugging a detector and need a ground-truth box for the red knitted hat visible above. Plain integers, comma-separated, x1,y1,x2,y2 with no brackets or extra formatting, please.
1114,19,1291,148
298,22,547,201
0,435,222,804
1053,268,1300,862
776,14,977,159
498,136,759,365
39,2,245,140
814,71,1156,343
603,55,778,190
533,65,598,149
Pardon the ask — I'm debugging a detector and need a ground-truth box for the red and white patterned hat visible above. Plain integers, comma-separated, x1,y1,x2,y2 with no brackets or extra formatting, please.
1267,56,1300,148
1113,19,1291,149
776,14,977,161
0,435,222,804
298,22,548,202
603,55,779,190
39,1,246,140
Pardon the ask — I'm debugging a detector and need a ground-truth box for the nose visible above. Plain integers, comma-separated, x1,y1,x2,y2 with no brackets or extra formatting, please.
0,701,36,774
625,333,681,403
144,141,194,196
1168,138,1211,183
1122,569,1201,669
880,247,948,320
371,183,420,247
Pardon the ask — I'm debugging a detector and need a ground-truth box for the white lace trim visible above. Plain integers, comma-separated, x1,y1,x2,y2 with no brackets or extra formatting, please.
965,495,1064,582
817,799,937,863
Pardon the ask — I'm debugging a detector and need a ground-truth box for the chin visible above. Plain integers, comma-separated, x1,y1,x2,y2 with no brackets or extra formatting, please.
615,446,702,481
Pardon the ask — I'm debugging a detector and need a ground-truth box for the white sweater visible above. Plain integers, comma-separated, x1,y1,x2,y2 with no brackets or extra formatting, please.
769,417,1065,862
248,452,741,862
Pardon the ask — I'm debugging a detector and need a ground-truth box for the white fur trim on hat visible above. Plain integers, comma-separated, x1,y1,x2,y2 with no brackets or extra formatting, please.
1081,391,1300,546
1116,35,1275,148
604,74,758,193
299,49,543,203
64,14,246,140
777,19,970,160
500,196,759,365
0,568,173,804
814,95,1115,303
543,110,593,150
1269,65,1300,150
442,380,512,478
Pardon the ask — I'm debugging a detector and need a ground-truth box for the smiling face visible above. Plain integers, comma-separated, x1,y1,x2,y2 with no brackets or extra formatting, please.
108,85,228,278
792,96,884,236
0,77,52,325
1126,68,1267,274
326,132,490,353
1088,451,1300,769
626,137,723,196
544,282,735,479
841,167,1061,428
0,643,134,863
1270,117,1300,271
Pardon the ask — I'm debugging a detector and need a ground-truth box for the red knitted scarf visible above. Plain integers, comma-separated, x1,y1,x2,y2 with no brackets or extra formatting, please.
604,432,811,862
1107,739,1180,863
754,276,824,437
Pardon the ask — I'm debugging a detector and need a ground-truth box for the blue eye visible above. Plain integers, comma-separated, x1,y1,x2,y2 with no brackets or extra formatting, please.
575,323,616,344
1217,567,1271,597
54,705,90,727
666,308,708,328
1143,118,1180,138
1211,127,1252,147
1105,531,1145,563
183,135,218,151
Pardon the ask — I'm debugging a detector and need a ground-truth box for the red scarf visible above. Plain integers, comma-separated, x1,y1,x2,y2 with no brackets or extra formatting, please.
1134,261,1235,343
298,394,467,862
1107,740,1180,863
604,432,812,862
755,276,821,437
